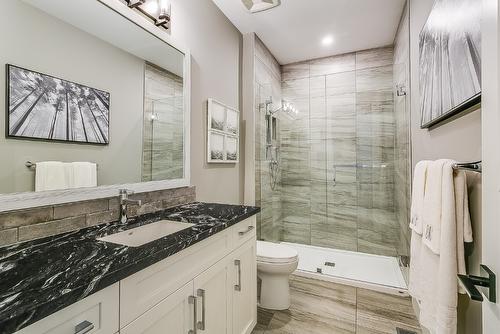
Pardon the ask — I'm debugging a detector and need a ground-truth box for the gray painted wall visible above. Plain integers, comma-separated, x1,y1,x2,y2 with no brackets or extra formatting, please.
0,1,145,194
169,0,244,204
409,0,482,333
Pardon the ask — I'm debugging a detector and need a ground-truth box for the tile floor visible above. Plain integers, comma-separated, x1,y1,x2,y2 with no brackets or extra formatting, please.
252,275,421,334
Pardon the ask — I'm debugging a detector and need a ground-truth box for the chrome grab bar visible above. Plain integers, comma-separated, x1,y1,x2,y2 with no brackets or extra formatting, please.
188,295,197,334
196,289,206,330
238,225,255,236
234,259,242,291
75,321,94,334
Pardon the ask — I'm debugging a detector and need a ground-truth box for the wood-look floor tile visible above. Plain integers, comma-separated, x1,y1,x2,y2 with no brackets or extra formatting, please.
356,288,421,334
252,277,422,334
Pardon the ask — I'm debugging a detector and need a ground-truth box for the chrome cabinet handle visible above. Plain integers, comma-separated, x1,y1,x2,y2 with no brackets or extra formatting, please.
188,295,197,334
238,225,255,236
235,259,242,291
196,289,206,330
75,321,94,334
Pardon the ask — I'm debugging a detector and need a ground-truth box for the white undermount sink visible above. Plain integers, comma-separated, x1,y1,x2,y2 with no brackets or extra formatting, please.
97,220,195,247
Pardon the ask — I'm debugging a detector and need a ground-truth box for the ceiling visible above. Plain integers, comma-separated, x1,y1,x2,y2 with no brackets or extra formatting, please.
212,0,406,64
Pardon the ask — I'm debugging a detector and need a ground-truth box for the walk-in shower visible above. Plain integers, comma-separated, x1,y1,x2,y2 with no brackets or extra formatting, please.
254,14,411,294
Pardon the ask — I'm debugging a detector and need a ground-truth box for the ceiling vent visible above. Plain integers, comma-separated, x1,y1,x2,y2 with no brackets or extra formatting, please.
241,0,281,13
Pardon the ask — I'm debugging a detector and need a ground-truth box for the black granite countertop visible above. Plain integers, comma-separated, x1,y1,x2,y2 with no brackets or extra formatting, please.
0,202,259,334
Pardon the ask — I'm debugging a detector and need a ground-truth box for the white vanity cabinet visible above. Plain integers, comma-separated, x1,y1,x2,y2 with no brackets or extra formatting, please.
14,283,120,334
230,240,257,334
14,217,257,334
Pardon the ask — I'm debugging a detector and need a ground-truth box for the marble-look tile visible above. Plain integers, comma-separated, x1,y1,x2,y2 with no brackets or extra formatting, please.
310,53,356,77
355,47,394,70
326,72,356,96
281,61,310,81
355,66,393,92
356,288,421,334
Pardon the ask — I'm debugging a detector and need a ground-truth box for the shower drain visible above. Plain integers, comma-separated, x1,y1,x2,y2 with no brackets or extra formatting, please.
324,262,336,267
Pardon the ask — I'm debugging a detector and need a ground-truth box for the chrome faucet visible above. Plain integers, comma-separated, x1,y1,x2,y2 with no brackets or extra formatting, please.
119,189,142,224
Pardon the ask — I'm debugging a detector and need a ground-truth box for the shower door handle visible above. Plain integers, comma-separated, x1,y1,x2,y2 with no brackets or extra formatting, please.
332,166,337,187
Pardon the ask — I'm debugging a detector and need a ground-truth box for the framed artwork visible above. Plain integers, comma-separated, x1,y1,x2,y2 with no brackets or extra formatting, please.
419,0,481,128
6,64,110,144
207,98,239,163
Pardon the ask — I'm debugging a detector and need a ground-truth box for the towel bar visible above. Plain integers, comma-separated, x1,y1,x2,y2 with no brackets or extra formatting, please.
452,161,482,173
25,161,98,170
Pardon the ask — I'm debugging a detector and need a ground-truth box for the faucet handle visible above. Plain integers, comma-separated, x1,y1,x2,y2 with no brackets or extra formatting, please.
119,189,134,195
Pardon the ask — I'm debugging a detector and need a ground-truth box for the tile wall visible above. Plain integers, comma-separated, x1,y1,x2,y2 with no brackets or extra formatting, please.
263,46,404,257
0,186,196,246
254,36,283,242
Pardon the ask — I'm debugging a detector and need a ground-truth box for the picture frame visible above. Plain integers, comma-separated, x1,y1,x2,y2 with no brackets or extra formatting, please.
419,0,481,129
207,98,239,163
6,64,110,144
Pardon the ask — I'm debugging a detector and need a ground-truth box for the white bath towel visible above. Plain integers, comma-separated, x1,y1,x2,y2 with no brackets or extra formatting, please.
35,161,72,192
71,162,97,189
409,160,475,334
421,159,450,254
410,160,430,234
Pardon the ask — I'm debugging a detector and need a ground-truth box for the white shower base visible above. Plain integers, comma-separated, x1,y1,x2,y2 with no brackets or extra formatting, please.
281,242,408,296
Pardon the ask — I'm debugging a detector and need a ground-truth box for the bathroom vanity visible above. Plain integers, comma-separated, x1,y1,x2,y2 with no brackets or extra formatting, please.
0,203,259,334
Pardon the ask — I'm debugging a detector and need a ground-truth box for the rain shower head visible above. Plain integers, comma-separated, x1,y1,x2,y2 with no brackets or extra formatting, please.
241,0,281,13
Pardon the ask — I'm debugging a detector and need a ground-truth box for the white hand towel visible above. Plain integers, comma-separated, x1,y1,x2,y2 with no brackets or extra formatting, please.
71,162,97,188
35,161,72,192
421,159,449,254
454,170,473,293
410,160,430,234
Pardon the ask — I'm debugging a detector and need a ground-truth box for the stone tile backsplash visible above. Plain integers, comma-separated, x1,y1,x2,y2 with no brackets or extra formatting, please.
0,186,196,246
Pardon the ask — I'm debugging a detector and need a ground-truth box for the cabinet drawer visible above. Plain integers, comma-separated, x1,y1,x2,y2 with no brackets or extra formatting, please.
15,283,119,334
230,217,256,248
120,229,231,328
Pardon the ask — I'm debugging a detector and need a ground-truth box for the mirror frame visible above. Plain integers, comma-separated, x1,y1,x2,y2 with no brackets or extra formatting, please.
0,0,191,212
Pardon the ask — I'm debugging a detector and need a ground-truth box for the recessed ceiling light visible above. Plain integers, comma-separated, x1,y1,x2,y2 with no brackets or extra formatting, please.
242,0,281,13
321,35,334,46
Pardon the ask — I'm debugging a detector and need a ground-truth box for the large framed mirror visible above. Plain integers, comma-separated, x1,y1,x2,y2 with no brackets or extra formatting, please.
0,0,190,212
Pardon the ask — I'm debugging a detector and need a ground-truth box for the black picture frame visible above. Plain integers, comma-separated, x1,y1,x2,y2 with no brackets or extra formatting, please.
419,0,481,129
5,64,110,145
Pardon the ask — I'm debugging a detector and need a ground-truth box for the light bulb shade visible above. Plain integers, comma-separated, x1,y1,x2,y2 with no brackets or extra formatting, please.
241,0,281,13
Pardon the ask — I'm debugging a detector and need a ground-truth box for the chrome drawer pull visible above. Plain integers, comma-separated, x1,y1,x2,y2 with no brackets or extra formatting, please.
188,295,197,334
238,225,255,236
75,321,94,334
196,289,206,330
235,259,242,291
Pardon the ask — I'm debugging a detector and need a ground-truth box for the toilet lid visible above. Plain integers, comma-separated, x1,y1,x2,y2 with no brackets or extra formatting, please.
257,241,298,264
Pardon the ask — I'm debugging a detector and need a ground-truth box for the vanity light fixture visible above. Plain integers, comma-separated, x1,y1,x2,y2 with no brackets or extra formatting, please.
126,0,171,30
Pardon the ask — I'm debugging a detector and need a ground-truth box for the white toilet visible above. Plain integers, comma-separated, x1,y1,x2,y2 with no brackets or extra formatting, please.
257,240,299,310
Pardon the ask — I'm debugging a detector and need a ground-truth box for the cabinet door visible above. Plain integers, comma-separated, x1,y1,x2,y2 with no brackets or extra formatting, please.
121,281,195,334
231,240,257,334
193,258,230,334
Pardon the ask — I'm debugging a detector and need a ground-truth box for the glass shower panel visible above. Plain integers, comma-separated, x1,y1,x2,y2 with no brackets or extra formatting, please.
309,76,327,248
280,77,311,245
324,71,358,251
355,64,398,256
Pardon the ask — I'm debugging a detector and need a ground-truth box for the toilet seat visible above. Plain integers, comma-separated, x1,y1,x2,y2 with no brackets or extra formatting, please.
257,241,298,264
